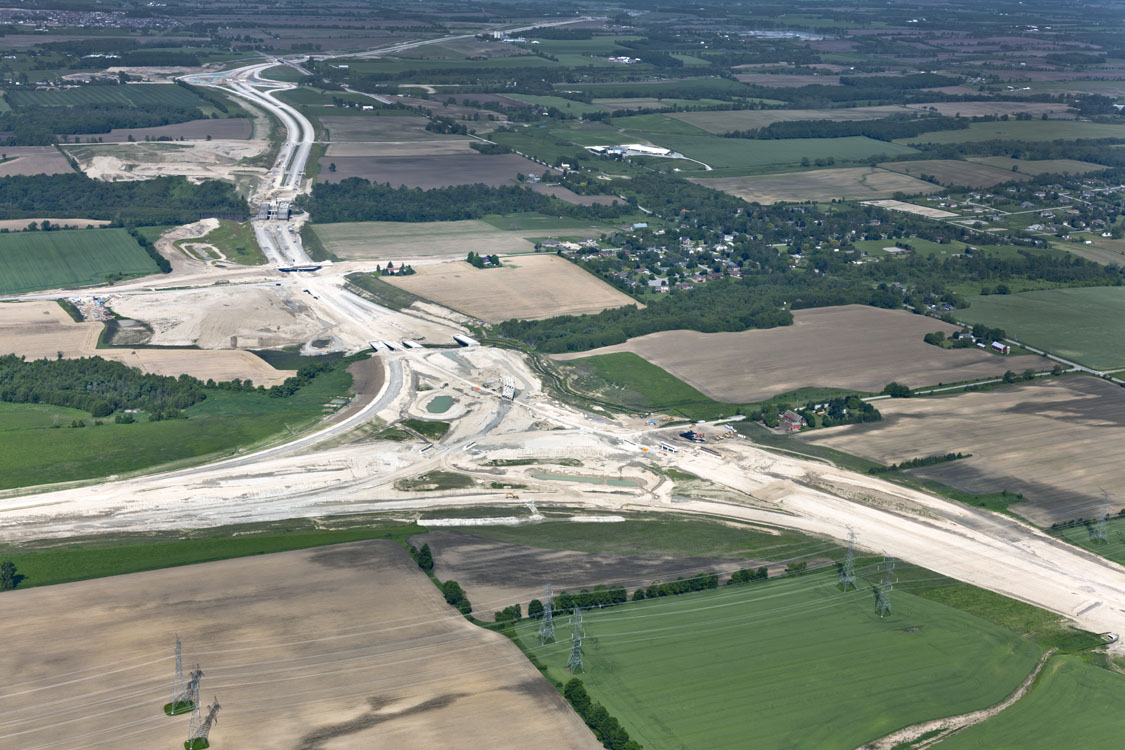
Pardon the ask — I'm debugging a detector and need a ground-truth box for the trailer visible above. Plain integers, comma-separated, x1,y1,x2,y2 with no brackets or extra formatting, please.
452,334,480,347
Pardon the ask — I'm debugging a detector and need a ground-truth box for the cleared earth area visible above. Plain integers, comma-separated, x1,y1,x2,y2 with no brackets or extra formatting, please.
696,167,937,204
0,301,292,386
313,220,541,260
555,306,1051,402
386,254,638,322
515,570,1043,750
800,377,1125,525
0,541,600,750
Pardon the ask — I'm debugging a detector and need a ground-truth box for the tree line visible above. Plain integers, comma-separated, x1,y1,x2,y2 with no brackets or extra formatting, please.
723,115,969,142
564,680,642,750
868,453,970,474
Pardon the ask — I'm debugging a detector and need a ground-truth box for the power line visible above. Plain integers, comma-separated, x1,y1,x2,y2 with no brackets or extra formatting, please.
839,531,857,591
567,607,584,674
874,557,895,618
187,697,220,750
538,583,555,644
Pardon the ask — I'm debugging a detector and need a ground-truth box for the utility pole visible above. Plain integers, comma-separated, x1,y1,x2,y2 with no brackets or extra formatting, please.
839,531,857,591
874,557,895,618
567,607,584,674
1092,494,1110,544
538,583,555,644
187,697,221,749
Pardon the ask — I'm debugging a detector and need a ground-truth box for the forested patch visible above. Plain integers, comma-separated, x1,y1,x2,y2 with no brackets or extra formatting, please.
0,174,246,224
724,115,969,141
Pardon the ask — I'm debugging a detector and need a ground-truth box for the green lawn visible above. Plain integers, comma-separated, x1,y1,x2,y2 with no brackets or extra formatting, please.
0,227,158,294
901,119,1125,145
937,655,1125,749
958,287,1125,370
0,367,354,490
515,570,1044,750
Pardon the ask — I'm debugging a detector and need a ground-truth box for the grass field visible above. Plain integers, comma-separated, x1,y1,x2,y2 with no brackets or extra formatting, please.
514,570,1044,749
669,105,912,133
0,366,352,491
936,655,1125,749
697,166,937,203
966,157,1106,176
958,287,1125,370
1053,515,1125,564
592,97,729,111
800,377,1125,526
509,94,609,115
6,83,205,109
0,227,157,294
879,159,1030,187
901,119,1125,145
177,219,264,265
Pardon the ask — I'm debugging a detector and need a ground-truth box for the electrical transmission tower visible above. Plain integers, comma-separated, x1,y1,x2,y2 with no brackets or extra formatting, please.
873,557,895,618
187,696,221,749
1092,495,1110,544
839,532,857,591
538,583,555,644
567,607,584,674
168,636,187,714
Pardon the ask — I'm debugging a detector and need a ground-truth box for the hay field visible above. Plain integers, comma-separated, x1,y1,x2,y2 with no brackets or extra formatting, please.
318,152,546,188
0,145,75,176
697,167,937,204
554,305,1053,402
0,227,157,294
0,541,600,750
799,377,1125,525
879,159,1031,187
0,301,292,386
313,220,540,260
386,254,638,322
670,105,911,134
966,157,1105,176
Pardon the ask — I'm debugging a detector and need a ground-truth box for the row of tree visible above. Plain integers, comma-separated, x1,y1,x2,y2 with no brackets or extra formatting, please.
868,453,971,474
724,115,969,142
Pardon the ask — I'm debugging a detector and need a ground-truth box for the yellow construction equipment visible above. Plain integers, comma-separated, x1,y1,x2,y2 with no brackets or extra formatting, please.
505,493,520,499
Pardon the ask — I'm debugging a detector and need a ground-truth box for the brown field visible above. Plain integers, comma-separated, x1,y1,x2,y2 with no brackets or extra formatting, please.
319,115,457,142
0,542,600,750
967,157,1106,176
862,199,959,218
313,220,541,260
0,217,109,231
65,117,253,143
529,183,622,205
879,159,1031,188
324,140,475,157
670,106,912,134
905,101,1075,118
0,145,75,176
318,153,547,189
799,377,1125,525
0,301,292,386
386,254,638,322
697,167,938,204
553,305,1054,402
734,72,842,86
414,531,775,621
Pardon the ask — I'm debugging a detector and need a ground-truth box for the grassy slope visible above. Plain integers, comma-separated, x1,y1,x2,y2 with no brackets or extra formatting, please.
936,655,1125,749
0,227,157,294
516,570,1043,750
958,286,1125,370
0,367,353,490
182,219,265,265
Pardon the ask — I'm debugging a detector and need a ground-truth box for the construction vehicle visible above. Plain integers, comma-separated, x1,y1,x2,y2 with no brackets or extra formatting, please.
505,493,520,499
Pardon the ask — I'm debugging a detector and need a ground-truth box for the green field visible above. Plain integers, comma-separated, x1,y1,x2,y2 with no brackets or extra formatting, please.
6,84,206,109
178,219,265,265
509,94,610,116
901,119,1125,145
515,570,1044,749
937,655,1125,749
1052,517,1125,566
958,287,1125,370
0,228,158,294
0,366,353,490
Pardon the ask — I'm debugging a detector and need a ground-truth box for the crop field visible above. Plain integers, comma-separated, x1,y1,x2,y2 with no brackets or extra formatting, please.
1053,517,1125,567
654,134,918,169
734,71,842,86
0,542,600,750
669,105,912,133
901,119,1125,145
509,94,610,115
6,83,205,108
958,287,1125,370
0,227,157,294
904,101,1077,118
318,152,547,188
324,140,474,157
318,114,459,142
0,145,75,176
514,570,1043,750
0,302,291,389
879,159,1031,187
966,157,1106,176
936,656,1125,750
413,529,781,621
313,219,543,259
592,97,728,111
696,166,937,203
67,117,253,143
554,305,1054,402
385,254,638,322
800,377,1125,525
